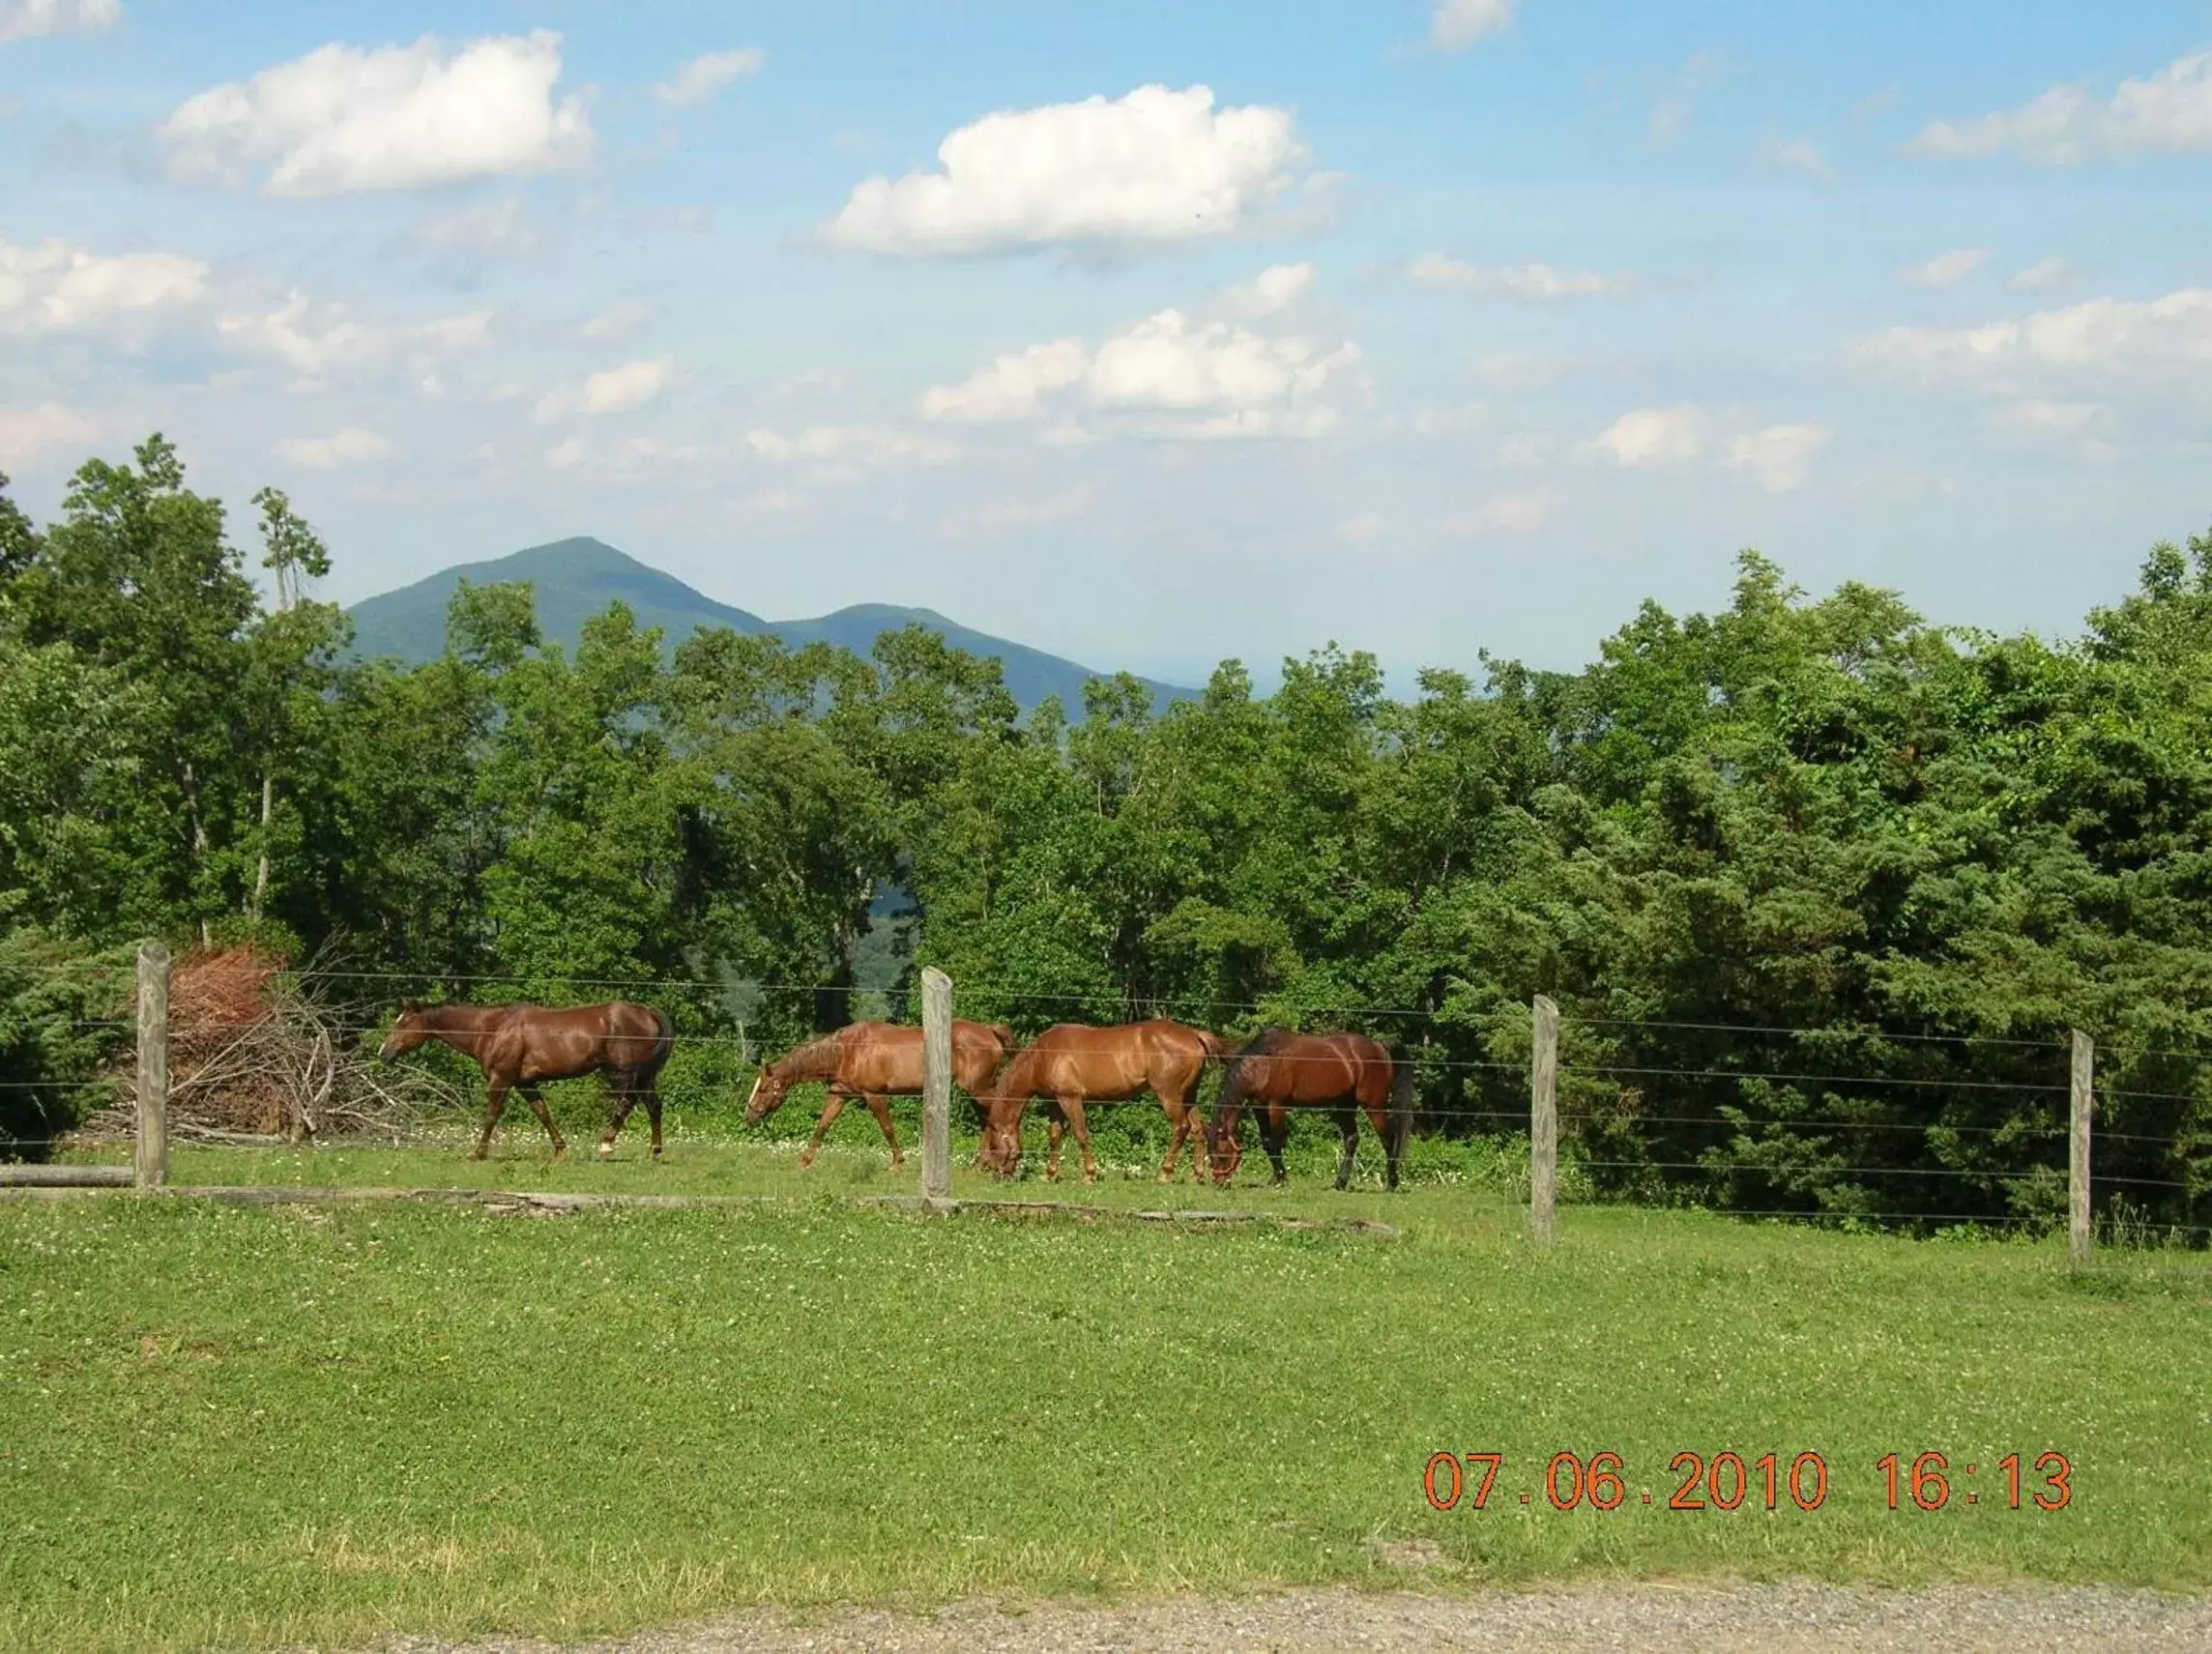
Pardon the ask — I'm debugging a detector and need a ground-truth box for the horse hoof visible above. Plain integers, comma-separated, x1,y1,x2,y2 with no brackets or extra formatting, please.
597,1143,613,1160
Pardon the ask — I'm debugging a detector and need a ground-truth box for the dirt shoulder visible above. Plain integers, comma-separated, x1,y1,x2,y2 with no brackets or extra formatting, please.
367,1581,2212,1653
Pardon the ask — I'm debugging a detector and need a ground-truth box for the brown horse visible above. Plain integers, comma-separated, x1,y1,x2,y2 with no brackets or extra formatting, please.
978,1021,1226,1185
378,1001,675,1161
744,1020,1016,1169
1205,1026,1413,1191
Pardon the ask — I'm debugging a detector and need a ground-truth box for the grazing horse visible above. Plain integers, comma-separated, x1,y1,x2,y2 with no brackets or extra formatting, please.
1205,1027,1412,1191
745,1020,1016,1169
378,1001,675,1161
979,1020,1226,1185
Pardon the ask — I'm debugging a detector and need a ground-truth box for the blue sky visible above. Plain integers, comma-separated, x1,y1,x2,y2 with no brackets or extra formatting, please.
4,2,2210,687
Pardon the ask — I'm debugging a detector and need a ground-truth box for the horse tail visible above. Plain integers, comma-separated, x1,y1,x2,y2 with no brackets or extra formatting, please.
644,1005,676,1078
1195,1029,1231,1065
1385,1038,1416,1166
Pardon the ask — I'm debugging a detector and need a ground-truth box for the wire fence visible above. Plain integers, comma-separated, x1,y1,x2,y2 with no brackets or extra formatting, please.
8,951,2209,1246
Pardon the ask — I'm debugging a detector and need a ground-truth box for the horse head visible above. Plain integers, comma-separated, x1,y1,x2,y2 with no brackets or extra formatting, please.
378,1002,430,1062
977,1100,1023,1177
1205,1114,1243,1185
743,1065,786,1125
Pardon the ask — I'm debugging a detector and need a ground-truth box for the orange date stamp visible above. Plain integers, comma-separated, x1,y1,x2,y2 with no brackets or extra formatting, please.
1422,1450,2074,1513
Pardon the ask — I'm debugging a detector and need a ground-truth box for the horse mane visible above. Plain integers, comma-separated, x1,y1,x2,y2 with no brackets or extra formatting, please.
984,1032,1057,1107
417,1001,512,1027
1233,1025,1296,1059
769,1030,844,1079
1216,1024,1295,1110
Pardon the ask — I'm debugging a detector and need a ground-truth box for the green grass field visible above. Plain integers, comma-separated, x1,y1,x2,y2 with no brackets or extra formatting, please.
4,1132,2212,1654
3,1125,2208,1654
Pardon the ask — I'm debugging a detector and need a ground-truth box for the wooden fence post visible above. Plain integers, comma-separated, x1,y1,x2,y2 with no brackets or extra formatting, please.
2070,1029,2093,1268
135,942,170,1192
920,967,952,1207
1530,995,1557,1250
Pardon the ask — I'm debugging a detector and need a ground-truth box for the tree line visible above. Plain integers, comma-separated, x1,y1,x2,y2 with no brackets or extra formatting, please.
4,436,2208,1236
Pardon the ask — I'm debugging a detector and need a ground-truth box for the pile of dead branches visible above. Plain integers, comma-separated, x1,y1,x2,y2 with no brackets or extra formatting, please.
81,940,464,1146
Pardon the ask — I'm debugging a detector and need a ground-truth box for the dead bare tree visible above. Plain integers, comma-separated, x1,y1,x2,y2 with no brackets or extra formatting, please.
80,936,464,1147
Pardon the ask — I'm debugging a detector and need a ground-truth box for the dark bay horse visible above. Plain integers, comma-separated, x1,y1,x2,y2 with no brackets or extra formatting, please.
745,1020,1016,1169
379,1001,675,1160
979,1020,1226,1185
1206,1027,1412,1191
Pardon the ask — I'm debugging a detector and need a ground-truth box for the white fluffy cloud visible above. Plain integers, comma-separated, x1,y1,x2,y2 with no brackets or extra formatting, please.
579,359,671,414
274,426,393,469
1085,310,1363,440
825,84,1307,255
1726,423,1832,492
1761,136,1838,185
534,359,674,422
1591,408,1832,490
0,237,208,334
1907,50,2212,166
919,275,1368,442
1447,485,1563,537
1223,262,1315,317
0,0,117,44
742,423,959,483
653,47,762,107
217,291,492,387
1994,399,2104,438
2008,258,2071,294
578,302,650,341
917,338,1089,422
159,32,591,197
1408,255,1630,300
1594,405,1707,467
0,402,100,473
1430,0,1516,51
538,432,706,478
1855,288,2212,384
1902,247,1989,289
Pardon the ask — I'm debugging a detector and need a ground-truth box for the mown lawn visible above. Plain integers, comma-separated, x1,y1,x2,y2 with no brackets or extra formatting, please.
1,1141,2207,1653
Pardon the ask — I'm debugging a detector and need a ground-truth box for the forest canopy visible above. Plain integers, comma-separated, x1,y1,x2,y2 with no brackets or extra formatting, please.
4,437,2208,1234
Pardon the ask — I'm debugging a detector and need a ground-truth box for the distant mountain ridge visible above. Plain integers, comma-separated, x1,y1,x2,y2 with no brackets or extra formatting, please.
343,537,1195,714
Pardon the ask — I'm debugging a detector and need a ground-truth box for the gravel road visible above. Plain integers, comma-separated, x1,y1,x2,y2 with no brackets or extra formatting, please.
365,1581,2212,1653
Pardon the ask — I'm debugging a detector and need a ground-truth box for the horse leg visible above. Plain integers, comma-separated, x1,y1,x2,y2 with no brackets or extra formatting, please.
798,1088,848,1170
644,1084,664,1160
1334,1105,1360,1191
1044,1103,1065,1182
1367,1103,1397,1191
1062,1095,1097,1185
597,1071,636,1160
1158,1090,1190,1184
522,1087,567,1159
1265,1108,1290,1187
472,1082,509,1160
864,1092,903,1168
